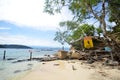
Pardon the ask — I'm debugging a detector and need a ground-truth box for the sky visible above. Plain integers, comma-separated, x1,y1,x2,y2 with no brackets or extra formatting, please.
0,0,116,48
0,0,73,47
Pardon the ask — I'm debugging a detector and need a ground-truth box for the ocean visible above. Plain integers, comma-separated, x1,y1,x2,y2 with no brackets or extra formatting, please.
0,48,60,80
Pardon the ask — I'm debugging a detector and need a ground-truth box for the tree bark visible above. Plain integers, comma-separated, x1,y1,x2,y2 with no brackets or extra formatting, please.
101,0,107,36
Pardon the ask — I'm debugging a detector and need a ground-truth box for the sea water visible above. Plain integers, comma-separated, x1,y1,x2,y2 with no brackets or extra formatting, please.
0,48,58,80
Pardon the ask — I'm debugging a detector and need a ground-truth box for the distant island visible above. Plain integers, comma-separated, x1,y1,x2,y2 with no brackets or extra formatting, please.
0,44,32,49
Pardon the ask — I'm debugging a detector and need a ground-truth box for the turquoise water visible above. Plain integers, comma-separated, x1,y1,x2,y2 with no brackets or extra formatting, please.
0,49,56,60
0,48,57,80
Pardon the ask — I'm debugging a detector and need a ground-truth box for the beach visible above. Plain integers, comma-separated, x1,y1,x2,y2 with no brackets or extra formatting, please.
0,48,57,80
0,49,120,80
12,60,120,80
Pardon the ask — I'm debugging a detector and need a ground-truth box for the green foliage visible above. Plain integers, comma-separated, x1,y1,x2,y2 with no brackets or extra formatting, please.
44,0,109,35
54,29,67,45
44,0,62,15
71,24,95,40
58,20,96,44
108,0,120,22
96,28,103,36
44,0,101,21
68,0,89,21
72,40,84,50
79,24,95,36
44,0,120,45
59,21,79,30
108,0,120,33
71,27,83,40
112,26,120,33
108,0,120,39
54,29,68,50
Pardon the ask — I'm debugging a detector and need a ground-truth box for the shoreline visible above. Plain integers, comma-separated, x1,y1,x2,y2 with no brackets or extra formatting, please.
11,60,120,80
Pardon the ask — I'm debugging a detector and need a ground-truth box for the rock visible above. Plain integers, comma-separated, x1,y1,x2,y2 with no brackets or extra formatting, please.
42,63,46,64
57,50,68,59
103,60,119,66
41,57,53,61
27,64,33,66
54,64,60,66
87,58,95,64
7,58,16,60
69,52,81,59
23,68,31,71
12,59,27,63
108,60,119,66
0,68,4,71
14,70,22,73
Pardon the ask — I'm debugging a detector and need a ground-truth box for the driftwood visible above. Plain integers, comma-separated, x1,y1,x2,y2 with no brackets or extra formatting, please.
70,36,120,65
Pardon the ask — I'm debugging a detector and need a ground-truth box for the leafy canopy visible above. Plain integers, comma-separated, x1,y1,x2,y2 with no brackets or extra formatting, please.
44,0,101,21
44,0,120,47
44,0,120,36
58,21,96,43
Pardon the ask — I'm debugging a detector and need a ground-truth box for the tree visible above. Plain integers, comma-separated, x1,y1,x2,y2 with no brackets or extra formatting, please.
59,21,96,43
59,21,80,43
59,21,96,50
44,0,110,36
108,0,120,33
71,24,95,40
44,0,120,60
59,21,79,31
54,29,68,50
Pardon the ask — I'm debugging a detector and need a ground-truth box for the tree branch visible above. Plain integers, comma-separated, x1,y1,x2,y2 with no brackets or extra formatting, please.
84,0,101,21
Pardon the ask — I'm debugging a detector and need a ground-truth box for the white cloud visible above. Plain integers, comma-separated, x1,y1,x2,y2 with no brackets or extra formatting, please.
0,0,72,31
0,0,71,47
0,34,63,47
0,26,11,30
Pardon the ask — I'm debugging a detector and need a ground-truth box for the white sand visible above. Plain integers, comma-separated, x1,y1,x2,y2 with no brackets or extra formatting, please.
14,60,120,80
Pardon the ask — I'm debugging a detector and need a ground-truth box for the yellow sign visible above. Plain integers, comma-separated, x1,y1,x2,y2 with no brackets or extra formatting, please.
84,36,94,48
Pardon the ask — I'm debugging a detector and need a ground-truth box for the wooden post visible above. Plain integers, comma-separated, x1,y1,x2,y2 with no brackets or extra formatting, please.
3,50,6,60
30,51,32,60
110,52,114,61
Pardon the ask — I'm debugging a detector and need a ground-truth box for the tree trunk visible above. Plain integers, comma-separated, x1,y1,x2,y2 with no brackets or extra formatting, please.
101,19,107,36
101,0,107,36
85,0,107,36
